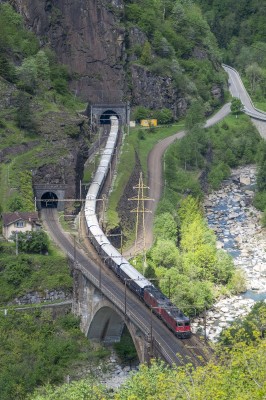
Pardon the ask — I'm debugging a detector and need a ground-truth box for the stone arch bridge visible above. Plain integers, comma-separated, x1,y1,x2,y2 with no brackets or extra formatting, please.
72,261,164,364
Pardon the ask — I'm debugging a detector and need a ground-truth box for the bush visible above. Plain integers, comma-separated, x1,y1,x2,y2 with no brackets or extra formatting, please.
227,269,247,294
10,231,49,254
154,108,173,124
208,162,231,190
133,106,151,122
253,191,266,211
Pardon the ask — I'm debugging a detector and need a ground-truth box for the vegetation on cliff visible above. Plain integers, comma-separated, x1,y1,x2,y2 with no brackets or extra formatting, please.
0,3,88,215
198,0,266,110
0,310,107,400
125,0,226,116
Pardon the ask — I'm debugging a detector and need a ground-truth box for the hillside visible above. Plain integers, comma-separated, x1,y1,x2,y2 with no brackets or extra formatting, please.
197,0,266,109
9,0,226,118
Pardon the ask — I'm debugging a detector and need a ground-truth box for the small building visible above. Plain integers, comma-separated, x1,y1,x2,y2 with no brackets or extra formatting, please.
2,212,40,240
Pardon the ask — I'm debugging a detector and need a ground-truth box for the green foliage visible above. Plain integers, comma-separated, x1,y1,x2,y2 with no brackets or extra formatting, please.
256,140,266,192
208,162,230,190
261,209,266,227
219,302,266,346
253,191,266,211
185,100,206,131
199,0,266,106
0,250,72,304
230,97,243,115
132,106,151,122
153,108,173,124
0,3,38,58
115,342,266,399
7,194,25,212
227,269,247,294
11,231,49,254
140,41,152,65
30,379,107,400
151,239,181,269
153,212,177,242
0,310,94,400
16,91,36,131
114,327,138,363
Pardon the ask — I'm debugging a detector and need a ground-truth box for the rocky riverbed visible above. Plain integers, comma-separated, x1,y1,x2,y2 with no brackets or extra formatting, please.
191,165,266,341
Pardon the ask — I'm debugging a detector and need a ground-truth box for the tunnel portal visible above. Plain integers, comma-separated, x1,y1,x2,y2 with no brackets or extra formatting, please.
41,191,58,208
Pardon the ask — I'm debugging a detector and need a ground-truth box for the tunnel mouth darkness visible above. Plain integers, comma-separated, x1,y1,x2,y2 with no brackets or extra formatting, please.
100,110,119,124
41,191,58,208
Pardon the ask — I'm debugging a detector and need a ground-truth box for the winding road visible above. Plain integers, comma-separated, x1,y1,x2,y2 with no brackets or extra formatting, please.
124,103,231,256
129,65,266,254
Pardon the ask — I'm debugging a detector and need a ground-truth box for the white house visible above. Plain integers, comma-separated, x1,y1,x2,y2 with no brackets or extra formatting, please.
2,212,40,240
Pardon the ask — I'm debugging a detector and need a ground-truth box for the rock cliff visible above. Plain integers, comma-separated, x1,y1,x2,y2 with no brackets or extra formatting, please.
10,0,223,116
12,0,126,103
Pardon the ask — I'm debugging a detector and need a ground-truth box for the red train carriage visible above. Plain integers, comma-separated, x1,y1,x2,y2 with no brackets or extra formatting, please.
144,287,191,338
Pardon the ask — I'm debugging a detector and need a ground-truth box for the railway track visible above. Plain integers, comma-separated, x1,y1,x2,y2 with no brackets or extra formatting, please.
42,208,212,366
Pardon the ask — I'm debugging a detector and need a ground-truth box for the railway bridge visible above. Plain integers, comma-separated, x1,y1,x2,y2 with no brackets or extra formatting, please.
72,260,154,363
42,208,207,366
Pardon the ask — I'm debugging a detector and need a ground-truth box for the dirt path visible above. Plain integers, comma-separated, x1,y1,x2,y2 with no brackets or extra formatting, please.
123,103,231,259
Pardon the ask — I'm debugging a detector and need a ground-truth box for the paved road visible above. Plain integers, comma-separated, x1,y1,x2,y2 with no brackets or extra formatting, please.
124,103,231,257
42,208,208,366
223,64,266,139
222,64,266,121
127,65,266,256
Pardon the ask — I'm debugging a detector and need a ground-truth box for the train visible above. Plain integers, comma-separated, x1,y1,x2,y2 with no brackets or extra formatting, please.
84,115,191,339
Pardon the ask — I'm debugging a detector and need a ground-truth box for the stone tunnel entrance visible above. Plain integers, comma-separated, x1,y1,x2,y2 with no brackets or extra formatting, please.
91,103,129,126
34,184,66,211
100,110,119,125
41,191,58,208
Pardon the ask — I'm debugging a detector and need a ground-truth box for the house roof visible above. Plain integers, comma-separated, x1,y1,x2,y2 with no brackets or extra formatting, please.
2,212,39,227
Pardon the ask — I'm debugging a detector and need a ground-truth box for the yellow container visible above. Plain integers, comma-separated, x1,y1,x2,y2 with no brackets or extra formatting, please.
140,119,157,127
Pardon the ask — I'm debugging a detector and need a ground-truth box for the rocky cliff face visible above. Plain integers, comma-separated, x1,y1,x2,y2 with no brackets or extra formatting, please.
12,0,126,103
10,0,223,116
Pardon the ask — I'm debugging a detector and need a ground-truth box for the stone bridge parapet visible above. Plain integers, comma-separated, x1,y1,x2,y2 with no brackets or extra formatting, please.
72,263,153,363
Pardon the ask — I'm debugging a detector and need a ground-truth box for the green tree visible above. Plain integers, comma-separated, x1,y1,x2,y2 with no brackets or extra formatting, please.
230,97,243,115
11,231,49,254
17,56,37,93
35,50,51,90
150,239,181,270
185,100,205,131
140,41,152,65
16,91,36,131
154,108,173,124
7,194,24,212
154,212,177,242
245,62,264,94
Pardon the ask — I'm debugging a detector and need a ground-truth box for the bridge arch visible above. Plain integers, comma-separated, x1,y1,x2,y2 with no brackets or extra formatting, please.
86,300,145,362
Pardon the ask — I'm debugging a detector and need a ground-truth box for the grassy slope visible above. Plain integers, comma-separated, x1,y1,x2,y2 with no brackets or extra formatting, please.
106,123,184,229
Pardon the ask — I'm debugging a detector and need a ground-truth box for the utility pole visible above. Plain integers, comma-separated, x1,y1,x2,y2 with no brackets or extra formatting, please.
128,172,153,262
15,232,18,256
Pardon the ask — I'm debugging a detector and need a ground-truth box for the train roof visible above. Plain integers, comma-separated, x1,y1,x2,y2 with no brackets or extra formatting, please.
85,214,98,228
120,262,152,289
101,243,124,265
145,286,171,306
164,305,189,322
89,225,109,246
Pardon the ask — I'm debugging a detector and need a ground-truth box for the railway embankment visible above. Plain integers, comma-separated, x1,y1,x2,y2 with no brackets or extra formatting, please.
192,165,266,340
